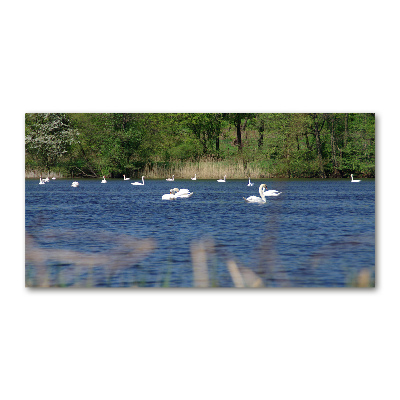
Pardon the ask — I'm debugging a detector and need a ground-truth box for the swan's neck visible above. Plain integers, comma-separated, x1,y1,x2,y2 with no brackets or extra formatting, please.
259,186,266,200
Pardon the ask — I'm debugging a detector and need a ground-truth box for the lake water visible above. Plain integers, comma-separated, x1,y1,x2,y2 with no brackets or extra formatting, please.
25,178,375,287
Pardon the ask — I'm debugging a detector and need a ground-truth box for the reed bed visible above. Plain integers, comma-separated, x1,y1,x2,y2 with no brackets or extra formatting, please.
25,170,67,179
143,159,274,180
25,158,278,179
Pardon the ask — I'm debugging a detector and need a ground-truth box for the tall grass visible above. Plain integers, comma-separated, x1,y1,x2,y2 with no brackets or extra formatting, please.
142,158,276,179
25,160,275,179
25,153,325,179
25,169,67,178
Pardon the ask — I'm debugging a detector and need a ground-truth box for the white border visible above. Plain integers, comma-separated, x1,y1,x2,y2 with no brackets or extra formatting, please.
2,1,398,399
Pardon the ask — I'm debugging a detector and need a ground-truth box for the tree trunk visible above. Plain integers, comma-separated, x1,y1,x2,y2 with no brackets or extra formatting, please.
236,117,242,152
242,117,249,141
202,137,207,155
331,116,339,177
258,120,265,149
258,132,264,149
305,133,311,150
312,113,327,178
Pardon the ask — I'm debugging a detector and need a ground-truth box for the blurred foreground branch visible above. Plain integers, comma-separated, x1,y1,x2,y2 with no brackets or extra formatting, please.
26,233,156,287
25,230,374,288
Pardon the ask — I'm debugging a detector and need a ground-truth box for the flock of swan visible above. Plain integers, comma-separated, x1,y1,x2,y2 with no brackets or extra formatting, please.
38,173,362,202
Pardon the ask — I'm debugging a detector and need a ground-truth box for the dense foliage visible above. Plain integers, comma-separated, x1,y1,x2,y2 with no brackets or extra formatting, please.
25,113,375,178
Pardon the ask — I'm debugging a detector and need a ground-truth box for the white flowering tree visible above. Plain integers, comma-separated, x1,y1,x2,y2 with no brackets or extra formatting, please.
25,113,79,173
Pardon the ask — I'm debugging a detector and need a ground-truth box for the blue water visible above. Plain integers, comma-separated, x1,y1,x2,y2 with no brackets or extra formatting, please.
25,178,375,287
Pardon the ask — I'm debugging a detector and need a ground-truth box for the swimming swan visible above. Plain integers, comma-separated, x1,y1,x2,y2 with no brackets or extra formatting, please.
247,177,254,186
162,188,178,200
191,174,197,180
351,174,361,182
172,188,193,198
162,188,193,200
166,175,175,181
39,177,45,185
71,181,79,187
244,184,267,203
101,176,107,183
123,175,130,180
217,175,226,182
131,176,145,185
262,185,282,196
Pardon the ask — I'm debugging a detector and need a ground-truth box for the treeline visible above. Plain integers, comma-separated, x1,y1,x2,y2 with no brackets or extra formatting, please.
25,113,375,178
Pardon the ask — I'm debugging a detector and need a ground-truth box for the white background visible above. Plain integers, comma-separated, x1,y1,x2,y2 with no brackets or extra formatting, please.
1,1,398,399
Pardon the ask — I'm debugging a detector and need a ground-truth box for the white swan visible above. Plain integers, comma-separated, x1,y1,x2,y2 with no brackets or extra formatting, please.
351,174,361,182
172,188,193,198
166,175,174,181
247,177,254,186
43,177,50,182
244,184,267,203
101,176,107,183
162,188,193,200
131,176,145,185
262,185,282,196
71,181,79,187
191,174,197,180
123,175,130,180
39,177,45,185
217,175,226,182
52,177,56,180
162,188,178,200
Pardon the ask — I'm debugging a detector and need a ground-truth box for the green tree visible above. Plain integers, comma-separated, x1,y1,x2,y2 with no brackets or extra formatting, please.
25,113,79,173
182,113,223,157
25,112,375,179
308,113,327,178
223,113,255,153
70,113,148,177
